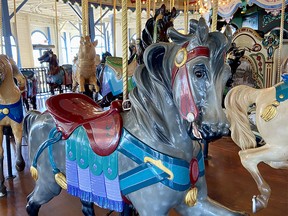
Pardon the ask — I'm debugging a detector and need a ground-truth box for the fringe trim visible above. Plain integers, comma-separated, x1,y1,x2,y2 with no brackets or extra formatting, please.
67,184,123,212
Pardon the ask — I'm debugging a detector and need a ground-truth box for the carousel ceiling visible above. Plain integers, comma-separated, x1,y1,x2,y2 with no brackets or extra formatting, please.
7,0,288,25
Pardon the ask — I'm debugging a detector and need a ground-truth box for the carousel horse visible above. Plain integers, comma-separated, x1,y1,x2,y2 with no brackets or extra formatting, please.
0,55,26,196
72,36,101,94
38,50,66,95
98,4,177,107
21,70,37,110
225,73,288,213
24,18,247,216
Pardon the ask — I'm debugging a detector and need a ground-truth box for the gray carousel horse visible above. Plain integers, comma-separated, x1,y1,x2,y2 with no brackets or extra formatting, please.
24,18,247,216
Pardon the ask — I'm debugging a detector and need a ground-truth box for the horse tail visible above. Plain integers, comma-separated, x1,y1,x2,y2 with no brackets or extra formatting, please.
224,85,259,150
23,110,42,144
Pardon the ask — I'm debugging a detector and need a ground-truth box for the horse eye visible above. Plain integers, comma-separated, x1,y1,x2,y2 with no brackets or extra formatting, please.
195,70,203,78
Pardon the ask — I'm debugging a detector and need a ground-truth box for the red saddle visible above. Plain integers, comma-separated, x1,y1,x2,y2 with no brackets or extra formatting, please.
46,93,123,156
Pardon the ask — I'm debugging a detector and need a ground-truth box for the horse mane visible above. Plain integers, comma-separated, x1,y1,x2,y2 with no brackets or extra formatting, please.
224,85,258,150
129,43,179,145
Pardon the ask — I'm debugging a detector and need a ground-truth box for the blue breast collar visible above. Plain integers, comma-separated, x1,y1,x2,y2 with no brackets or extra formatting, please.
0,99,23,123
118,129,205,195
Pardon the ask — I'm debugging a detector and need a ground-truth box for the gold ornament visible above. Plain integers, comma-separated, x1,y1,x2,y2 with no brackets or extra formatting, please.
55,172,67,190
261,101,280,122
30,166,38,181
185,187,198,207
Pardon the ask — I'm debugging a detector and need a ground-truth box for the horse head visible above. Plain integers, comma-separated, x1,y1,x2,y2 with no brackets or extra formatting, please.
226,42,245,75
168,18,232,140
78,36,100,65
38,49,54,64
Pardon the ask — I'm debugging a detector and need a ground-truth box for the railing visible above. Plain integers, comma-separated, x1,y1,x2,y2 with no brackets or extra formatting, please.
20,67,50,94
20,66,73,94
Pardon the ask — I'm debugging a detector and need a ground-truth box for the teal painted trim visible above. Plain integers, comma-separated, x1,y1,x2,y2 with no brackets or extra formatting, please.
32,127,62,168
276,81,288,102
67,126,118,180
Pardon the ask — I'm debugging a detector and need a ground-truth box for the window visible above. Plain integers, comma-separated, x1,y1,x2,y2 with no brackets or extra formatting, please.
31,31,48,67
70,36,81,61
1,36,18,64
95,35,105,56
61,36,68,64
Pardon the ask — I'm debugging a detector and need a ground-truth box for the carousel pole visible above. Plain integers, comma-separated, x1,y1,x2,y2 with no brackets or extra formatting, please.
122,0,129,109
211,0,219,32
13,0,21,65
113,0,116,56
82,0,89,36
277,0,285,83
0,0,2,54
153,0,156,16
184,0,188,34
55,0,59,57
146,0,150,20
136,0,141,40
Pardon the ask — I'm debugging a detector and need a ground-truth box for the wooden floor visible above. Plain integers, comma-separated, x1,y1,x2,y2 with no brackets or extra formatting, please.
0,94,287,216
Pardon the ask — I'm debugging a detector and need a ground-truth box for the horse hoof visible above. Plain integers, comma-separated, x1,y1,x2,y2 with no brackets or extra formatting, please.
252,195,266,213
0,185,7,197
16,160,26,172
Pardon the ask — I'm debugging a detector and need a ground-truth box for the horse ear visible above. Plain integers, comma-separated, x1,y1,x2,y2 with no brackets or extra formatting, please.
93,40,98,47
168,27,191,45
196,17,209,44
189,19,198,34
223,25,233,51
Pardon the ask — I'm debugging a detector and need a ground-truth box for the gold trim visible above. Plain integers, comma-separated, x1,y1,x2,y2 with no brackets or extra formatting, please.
144,156,174,180
260,101,279,122
175,48,187,68
0,108,9,115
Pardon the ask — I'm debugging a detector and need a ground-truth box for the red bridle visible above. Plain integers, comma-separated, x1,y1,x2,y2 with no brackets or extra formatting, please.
171,43,210,122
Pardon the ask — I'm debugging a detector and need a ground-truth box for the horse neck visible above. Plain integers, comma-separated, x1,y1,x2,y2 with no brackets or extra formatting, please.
125,81,194,161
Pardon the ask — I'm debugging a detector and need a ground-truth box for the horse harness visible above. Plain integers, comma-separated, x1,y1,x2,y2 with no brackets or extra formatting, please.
31,93,205,208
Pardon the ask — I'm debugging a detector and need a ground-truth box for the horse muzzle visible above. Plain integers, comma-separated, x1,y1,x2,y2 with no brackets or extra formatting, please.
190,121,230,141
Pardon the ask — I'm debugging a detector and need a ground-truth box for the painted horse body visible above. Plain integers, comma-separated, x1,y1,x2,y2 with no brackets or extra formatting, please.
225,74,288,213
25,18,247,216
72,36,100,93
0,55,26,196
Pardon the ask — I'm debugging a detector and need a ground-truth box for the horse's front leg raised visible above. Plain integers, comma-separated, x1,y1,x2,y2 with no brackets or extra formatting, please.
0,126,6,196
239,146,278,213
10,122,25,171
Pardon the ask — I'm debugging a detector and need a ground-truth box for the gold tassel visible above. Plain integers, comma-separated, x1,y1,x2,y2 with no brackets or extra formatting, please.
30,166,38,181
261,101,280,122
185,187,198,207
55,172,67,190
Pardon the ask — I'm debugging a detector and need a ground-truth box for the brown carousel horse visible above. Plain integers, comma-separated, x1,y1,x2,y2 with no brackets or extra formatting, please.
0,55,26,196
38,50,72,95
72,36,100,94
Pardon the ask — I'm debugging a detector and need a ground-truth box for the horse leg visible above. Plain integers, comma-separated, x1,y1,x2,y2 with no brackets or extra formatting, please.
80,199,95,216
0,127,6,196
50,84,55,95
174,177,247,216
10,123,25,171
26,179,61,216
59,84,63,93
89,76,99,93
78,76,86,93
239,146,283,213
31,95,37,110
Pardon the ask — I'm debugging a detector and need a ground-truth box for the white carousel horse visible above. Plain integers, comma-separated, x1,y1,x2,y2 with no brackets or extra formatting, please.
225,73,288,213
